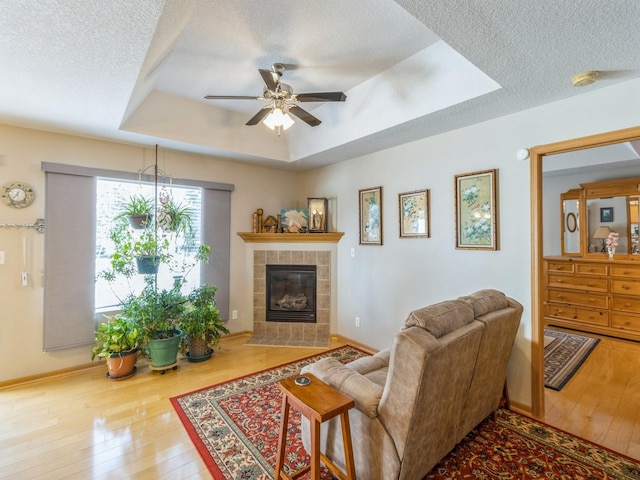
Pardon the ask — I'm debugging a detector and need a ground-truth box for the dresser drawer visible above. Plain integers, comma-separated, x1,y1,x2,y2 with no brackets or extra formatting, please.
545,305,608,326
547,274,608,292
575,263,608,275
611,279,640,296
611,296,640,313
548,289,608,308
546,262,574,273
611,312,640,333
610,265,640,279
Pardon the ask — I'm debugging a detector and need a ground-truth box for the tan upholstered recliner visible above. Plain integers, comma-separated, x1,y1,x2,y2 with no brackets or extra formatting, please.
300,289,523,480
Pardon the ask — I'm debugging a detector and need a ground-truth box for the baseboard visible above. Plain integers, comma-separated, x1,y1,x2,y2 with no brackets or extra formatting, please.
331,334,378,354
509,399,532,417
0,362,103,390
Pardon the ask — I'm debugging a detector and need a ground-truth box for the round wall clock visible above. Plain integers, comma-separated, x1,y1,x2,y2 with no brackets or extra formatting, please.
1,181,35,208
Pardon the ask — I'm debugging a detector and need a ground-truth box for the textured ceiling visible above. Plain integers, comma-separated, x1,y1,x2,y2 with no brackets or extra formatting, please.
1,0,639,171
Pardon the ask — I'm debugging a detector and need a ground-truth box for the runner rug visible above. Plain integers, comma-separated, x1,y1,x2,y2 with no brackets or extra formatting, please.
171,345,640,480
544,328,600,391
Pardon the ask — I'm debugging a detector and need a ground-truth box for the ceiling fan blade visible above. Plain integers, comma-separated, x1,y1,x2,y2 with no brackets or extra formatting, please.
259,69,278,91
204,95,261,100
245,107,272,126
288,105,321,127
296,92,347,102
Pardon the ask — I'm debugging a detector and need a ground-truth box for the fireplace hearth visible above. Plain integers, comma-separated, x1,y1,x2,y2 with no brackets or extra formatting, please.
266,264,316,323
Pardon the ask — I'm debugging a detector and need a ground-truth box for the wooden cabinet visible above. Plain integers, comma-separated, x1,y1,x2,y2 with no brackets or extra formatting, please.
544,257,640,341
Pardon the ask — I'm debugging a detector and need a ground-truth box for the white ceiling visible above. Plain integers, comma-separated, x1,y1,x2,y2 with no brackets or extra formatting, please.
1,0,639,171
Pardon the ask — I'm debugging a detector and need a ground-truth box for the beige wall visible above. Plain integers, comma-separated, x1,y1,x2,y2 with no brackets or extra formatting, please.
299,77,640,409
0,126,298,381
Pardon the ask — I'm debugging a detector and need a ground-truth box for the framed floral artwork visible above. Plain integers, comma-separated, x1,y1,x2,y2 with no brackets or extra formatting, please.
399,189,430,238
359,186,383,245
454,169,498,250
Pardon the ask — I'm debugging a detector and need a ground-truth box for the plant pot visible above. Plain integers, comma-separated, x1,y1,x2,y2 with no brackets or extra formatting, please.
147,330,182,368
136,256,160,274
106,349,138,380
186,334,213,361
127,214,153,229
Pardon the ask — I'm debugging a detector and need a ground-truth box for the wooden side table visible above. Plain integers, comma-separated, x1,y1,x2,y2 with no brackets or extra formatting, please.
274,372,356,480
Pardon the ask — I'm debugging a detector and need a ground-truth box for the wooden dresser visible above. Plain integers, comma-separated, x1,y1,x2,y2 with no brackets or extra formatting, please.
544,257,640,341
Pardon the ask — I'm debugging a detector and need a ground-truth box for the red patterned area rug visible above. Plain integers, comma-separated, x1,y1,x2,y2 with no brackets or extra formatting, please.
171,345,640,480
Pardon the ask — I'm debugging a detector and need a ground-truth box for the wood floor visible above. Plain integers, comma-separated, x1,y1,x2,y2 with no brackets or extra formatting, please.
543,327,640,460
1,332,639,480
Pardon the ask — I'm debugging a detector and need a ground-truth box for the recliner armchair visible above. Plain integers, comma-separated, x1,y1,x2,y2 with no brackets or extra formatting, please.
300,289,523,480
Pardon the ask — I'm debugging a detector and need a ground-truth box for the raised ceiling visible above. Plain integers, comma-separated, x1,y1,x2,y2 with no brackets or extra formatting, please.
1,0,639,171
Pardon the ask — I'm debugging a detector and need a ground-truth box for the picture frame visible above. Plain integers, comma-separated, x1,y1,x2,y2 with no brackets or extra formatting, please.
359,186,383,245
454,169,498,250
600,207,613,222
280,208,308,233
307,197,328,233
399,189,430,238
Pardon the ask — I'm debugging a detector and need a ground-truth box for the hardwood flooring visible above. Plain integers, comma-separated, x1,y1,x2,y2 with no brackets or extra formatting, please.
2,332,639,479
543,328,640,461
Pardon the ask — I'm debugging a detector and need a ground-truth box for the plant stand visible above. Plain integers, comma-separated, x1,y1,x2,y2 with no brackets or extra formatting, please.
148,361,178,375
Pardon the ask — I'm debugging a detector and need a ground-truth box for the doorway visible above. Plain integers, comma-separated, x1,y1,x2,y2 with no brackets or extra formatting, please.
530,125,640,418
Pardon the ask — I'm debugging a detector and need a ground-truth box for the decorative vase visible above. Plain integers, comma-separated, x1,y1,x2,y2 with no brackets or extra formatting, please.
607,246,615,260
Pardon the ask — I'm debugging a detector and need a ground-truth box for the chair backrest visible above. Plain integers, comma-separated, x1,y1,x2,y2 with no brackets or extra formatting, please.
455,289,523,440
377,299,484,480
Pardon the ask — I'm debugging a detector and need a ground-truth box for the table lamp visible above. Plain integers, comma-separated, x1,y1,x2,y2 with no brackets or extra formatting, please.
593,226,611,253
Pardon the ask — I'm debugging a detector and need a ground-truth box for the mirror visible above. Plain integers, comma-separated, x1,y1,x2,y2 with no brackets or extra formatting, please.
561,189,581,255
582,177,640,257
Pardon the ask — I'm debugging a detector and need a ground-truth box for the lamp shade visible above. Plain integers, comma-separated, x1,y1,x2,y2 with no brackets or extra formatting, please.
593,226,611,239
262,108,294,131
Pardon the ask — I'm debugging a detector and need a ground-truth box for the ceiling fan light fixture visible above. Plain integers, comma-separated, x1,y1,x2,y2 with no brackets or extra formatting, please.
263,107,294,131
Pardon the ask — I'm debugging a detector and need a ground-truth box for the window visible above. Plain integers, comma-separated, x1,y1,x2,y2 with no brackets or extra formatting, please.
95,179,203,311
42,162,233,351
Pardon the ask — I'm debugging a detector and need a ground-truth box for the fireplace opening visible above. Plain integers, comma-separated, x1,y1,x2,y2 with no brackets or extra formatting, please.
266,264,316,323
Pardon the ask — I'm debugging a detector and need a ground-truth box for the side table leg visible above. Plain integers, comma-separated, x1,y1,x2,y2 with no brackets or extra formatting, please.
310,418,321,479
340,412,357,479
274,397,291,479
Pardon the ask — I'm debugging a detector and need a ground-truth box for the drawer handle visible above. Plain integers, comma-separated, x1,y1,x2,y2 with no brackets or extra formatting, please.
624,270,631,274
588,298,595,303
558,295,565,300
588,268,595,272
588,282,594,287
557,279,563,283
556,309,564,314
622,284,631,290
624,302,632,307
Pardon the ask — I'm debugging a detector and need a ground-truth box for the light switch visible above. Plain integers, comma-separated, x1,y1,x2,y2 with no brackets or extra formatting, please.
0,251,5,264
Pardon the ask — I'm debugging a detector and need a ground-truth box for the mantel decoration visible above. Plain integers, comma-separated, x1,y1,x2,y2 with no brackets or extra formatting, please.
307,197,328,233
359,186,383,245
454,169,498,250
399,189,430,238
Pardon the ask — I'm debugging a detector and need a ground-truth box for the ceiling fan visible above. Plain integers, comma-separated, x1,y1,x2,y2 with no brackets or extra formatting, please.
204,63,346,130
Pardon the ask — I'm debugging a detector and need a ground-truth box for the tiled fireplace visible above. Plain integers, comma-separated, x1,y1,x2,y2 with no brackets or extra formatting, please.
251,249,331,346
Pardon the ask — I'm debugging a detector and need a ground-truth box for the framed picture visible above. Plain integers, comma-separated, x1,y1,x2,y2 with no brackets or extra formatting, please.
359,186,383,245
399,189,430,238
600,207,613,222
307,197,328,233
454,169,498,250
280,208,308,233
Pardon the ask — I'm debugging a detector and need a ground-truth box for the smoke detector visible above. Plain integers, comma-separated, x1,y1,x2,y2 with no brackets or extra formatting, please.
572,71,598,87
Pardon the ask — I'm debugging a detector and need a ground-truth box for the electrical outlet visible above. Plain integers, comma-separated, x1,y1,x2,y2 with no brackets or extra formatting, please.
232,309,238,320
355,316,360,327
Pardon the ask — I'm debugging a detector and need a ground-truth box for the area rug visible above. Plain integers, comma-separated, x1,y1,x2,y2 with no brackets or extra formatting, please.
544,328,601,391
171,345,640,480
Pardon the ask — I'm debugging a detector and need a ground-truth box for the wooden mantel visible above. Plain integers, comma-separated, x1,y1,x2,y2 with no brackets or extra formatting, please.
237,232,344,243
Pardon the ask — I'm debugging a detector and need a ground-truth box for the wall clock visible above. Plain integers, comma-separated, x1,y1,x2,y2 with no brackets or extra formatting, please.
1,181,35,208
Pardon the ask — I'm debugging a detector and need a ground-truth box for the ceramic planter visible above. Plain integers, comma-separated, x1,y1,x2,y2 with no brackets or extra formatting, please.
147,330,182,367
106,349,138,380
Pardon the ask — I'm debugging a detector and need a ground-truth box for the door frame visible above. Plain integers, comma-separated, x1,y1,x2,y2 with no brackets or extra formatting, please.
530,125,640,418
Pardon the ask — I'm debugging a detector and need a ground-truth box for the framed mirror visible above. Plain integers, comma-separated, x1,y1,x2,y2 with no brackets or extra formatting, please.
560,189,581,256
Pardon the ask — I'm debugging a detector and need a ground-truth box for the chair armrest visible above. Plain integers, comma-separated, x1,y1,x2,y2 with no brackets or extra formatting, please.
302,358,383,418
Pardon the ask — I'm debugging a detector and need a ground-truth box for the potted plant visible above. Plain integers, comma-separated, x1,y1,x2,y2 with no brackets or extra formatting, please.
179,284,229,362
91,315,141,380
121,280,185,369
158,198,193,236
102,222,171,276
115,194,154,229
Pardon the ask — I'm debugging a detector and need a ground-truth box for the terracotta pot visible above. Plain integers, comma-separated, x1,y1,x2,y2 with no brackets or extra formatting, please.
106,349,138,380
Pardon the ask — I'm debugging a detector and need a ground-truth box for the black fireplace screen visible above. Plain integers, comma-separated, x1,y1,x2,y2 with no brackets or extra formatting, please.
266,264,316,323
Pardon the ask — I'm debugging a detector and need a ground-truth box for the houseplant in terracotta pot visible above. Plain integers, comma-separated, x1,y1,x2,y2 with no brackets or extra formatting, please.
178,284,229,362
91,315,141,380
